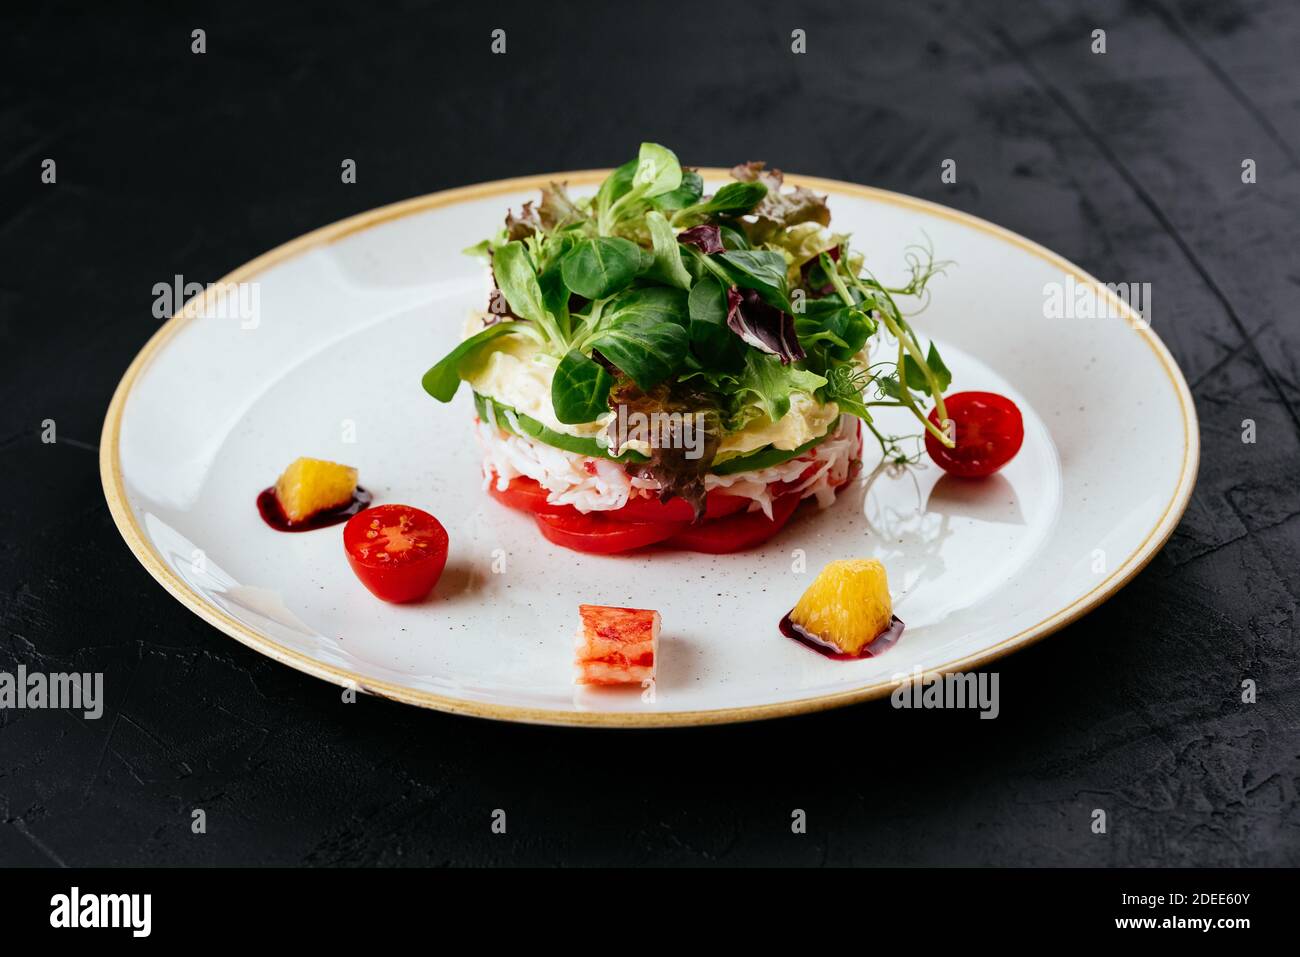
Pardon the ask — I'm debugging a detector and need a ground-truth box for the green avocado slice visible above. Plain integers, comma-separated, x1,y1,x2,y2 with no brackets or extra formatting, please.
474,392,648,463
709,431,834,475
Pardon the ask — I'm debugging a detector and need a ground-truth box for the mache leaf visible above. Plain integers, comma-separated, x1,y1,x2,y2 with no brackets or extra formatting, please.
650,169,704,212
552,350,615,424
631,142,683,198
645,211,693,290
561,236,642,299
715,248,791,309
603,285,689,330
589,320,688,391
421,323,522,402
493,241,548,325
687,276,746,369
671,181,768,227
595,159,636,217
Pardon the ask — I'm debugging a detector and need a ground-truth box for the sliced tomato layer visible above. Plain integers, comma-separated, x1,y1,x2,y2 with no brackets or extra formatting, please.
490,475,814,554
532,510,685,555
488,474,749,523
486,474,572,515
616,489,749,523
663,493,803,554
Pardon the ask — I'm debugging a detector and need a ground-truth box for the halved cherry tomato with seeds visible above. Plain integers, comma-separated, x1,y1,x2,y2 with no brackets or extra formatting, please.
343,504,449,602
926,391,1024,479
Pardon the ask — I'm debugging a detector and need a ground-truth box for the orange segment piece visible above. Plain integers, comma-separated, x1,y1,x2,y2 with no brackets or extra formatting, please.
274,457,358,523
789,559,893,655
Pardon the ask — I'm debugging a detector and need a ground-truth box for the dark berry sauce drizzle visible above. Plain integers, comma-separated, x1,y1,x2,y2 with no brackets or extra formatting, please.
779,613,905,660
257,487,372,532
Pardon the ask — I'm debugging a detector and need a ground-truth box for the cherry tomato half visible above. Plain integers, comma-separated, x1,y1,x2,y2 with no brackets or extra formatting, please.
663,493,803,553
532,510,685,555
926,391,1024,479
343,504,449,602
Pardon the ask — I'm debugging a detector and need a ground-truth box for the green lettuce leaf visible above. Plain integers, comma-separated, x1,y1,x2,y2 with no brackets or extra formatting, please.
735,351,827,423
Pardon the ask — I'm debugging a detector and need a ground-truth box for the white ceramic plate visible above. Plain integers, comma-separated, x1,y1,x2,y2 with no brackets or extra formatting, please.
101,171,1198,727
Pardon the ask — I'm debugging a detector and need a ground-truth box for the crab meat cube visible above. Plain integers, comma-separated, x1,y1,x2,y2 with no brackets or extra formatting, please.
574,604,660,686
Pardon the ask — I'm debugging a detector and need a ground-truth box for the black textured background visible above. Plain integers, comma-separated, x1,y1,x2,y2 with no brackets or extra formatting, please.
2,0,1298,867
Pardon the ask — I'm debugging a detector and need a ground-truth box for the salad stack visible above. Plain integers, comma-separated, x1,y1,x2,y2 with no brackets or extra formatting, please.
422,143,954,553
